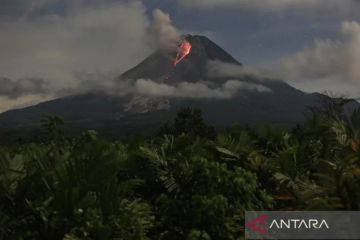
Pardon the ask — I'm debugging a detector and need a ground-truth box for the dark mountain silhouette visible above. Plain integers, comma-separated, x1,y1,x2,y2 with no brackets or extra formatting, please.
0,34,354,136
121,35,241,83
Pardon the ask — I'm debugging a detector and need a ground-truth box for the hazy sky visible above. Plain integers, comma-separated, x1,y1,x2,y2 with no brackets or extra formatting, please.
0,0,360,112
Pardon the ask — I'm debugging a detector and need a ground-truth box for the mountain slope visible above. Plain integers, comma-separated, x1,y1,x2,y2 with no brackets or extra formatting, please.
121,35,241,83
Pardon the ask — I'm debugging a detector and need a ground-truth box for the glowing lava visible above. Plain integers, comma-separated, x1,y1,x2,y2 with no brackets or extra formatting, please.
174,39,192,67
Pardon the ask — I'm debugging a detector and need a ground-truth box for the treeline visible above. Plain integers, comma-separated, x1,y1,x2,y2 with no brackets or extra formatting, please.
0,99,360,240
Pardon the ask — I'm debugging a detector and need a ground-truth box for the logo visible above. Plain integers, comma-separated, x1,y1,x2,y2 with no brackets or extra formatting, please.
246,214,268,235
246,214,329,236
269,219,329,229
245,211,360,239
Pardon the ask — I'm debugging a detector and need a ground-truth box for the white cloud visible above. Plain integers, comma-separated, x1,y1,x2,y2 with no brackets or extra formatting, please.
60,74,272,100
0,95,53,113
276,21,360,97
134,79,271,99
0,77,49,99
178,0,355,12
223,80,271,93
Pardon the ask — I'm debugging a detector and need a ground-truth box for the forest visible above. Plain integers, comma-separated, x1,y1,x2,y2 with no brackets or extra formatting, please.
1,97,360,240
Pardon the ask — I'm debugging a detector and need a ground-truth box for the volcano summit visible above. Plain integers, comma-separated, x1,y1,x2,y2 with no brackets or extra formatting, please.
0,35,336,135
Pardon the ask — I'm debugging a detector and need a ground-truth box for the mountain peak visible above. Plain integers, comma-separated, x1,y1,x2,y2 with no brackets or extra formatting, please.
121,34,241,83
185,34,241,65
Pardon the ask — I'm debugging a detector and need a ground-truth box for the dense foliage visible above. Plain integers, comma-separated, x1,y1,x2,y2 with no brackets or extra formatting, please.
1,101,360,239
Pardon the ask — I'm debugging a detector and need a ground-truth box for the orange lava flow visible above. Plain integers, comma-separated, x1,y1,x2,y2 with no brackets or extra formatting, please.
174,40,192,67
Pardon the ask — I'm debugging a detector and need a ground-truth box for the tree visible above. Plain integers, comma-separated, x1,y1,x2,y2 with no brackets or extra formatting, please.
139,134,272,240
159,108,216,140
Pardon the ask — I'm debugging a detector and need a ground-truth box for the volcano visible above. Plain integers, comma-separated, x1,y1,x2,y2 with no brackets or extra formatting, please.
121,35,241,83
0,35,348,136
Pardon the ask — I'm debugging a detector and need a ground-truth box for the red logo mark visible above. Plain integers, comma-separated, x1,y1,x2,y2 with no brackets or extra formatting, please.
246,214,268,235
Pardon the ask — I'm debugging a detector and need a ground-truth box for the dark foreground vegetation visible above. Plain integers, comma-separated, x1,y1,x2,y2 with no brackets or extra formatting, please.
1,98,360,240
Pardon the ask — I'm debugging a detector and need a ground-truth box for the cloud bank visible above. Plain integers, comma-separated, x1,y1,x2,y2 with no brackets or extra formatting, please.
134,79,271,99
70,71,272,100
276,21,360,97
0,1,180,112
178,0,357,13
0,77,49,99
0,1,149,89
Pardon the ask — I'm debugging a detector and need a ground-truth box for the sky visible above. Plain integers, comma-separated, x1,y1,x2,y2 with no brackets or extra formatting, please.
0,0,360,112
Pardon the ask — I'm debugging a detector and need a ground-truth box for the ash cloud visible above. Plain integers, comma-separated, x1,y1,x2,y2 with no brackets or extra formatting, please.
0,1,150,94
71,71,134,97
0,1,182,112
146,9,180,50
